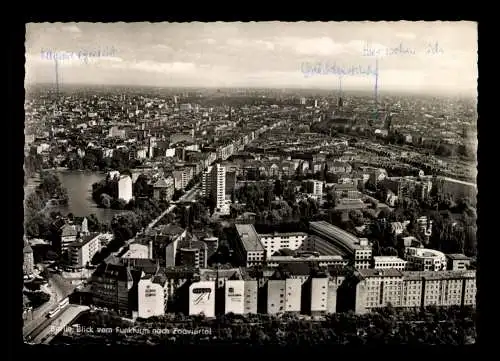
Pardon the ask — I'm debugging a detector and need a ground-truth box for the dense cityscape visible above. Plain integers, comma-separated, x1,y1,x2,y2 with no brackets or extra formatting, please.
23,85,477,346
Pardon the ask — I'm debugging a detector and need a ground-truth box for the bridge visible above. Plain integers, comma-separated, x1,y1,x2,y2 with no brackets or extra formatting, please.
25,304,90,345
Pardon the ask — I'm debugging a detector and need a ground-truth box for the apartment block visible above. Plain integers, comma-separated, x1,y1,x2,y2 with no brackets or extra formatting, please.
267,278,302,314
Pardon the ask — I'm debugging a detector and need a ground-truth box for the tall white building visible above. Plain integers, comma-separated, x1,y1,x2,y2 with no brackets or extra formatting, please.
118,175,133,202
138,276,165,319
213,164,226,210
202,164,226,210
201,166,213,198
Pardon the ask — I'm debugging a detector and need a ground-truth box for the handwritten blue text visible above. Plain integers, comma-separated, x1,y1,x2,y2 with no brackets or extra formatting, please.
40,46,117,63
301,61,378,78
362,42,444,57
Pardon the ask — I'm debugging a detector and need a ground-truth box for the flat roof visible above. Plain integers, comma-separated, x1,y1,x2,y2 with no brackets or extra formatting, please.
268,254,343,262
259,232,308,238
373,256,406,262
235,224,264,252
446,253,471,261
358,269,404,278
404,270,476,281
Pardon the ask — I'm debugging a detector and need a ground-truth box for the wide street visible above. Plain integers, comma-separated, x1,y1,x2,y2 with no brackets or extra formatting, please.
23,264,77,338
28,304,90,344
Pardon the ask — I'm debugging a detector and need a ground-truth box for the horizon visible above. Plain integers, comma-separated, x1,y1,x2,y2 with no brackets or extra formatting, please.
26,82,476,99
26,22,477,96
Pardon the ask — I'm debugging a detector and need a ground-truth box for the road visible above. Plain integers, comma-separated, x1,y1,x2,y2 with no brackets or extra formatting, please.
23,264,77,337
146,183,200,231
181,186,200,202
27,304,90,344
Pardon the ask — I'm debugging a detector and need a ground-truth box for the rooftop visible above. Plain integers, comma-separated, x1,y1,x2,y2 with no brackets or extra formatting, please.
259,232,308,238
199,268,241,280
406,247,446,259
153,178,170,188
404,270,476,281
446,253,472,261
61,224,79,237
68,232,101,249
358,268,404,278
268,254,344,262
309,221,367,252
92,262,133,282
235,224,264,252
373,256,406,262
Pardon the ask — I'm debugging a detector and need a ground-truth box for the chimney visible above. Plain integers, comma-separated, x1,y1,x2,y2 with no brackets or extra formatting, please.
149,240,153,259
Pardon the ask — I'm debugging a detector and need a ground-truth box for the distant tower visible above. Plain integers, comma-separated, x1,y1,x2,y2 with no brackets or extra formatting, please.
385,113,392,130
54,58,60,95
337,76,343,108
374,58,379,108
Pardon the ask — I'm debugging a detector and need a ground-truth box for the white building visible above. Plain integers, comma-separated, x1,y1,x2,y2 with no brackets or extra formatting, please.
67,233,102,269
202,164,226,210
201,166,213,198
306,180,323,198
118,175,133,203
108,126,126,138
189,281,215,318
373,256,407,270
267,278,302,314
405,247,447,271
137,276,165,319
224,280,245,315
258,232,308,258
60,224,79,253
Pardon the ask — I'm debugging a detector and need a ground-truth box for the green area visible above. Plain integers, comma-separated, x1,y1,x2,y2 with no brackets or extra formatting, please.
51,306,475,346
24,172,69,239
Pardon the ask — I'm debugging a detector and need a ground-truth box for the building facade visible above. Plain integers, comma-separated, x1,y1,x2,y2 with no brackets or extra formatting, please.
137,276,165,319
118,175,133,203
23,243,34,276
267,278,302,314
234,224,266,267
189,281,216,318
373,256,407,270
68,233,102,269
259,232,308,258
405,247,447,271
224,280,245,315
354,269,477,314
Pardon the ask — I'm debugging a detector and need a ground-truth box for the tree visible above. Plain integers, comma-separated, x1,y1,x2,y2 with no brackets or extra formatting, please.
274,179,283,198
134,174,151,197
377,207,391,220
326,189,337,208
349,210,365,227
111,212,140,244
357,181,365,193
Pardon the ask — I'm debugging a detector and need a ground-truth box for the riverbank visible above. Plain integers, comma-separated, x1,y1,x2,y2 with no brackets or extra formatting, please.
26,169,119,224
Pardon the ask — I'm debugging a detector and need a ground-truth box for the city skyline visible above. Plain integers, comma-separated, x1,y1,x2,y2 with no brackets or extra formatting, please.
26,22,477,95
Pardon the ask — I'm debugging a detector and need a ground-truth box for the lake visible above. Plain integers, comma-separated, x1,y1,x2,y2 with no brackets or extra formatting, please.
25,170,120,224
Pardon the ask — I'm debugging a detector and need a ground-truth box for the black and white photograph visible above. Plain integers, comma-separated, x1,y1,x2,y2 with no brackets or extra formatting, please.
23,21,478,346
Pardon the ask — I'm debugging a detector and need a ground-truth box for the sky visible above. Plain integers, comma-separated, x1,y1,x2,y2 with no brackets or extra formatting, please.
25,22,478,95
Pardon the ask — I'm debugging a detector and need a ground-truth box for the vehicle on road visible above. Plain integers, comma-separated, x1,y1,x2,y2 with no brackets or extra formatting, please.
47,306,61,318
